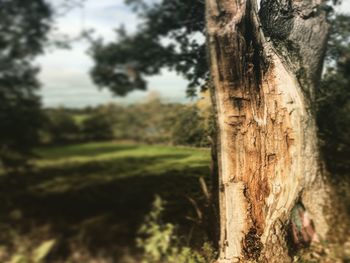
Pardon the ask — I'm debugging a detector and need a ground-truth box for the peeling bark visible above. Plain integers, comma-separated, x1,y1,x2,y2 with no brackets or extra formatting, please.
205,0,339,261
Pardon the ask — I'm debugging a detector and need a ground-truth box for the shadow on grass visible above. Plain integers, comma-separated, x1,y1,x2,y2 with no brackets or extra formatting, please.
0,147,211,261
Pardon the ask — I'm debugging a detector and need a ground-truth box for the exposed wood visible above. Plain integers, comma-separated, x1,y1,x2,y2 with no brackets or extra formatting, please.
205,0,333,261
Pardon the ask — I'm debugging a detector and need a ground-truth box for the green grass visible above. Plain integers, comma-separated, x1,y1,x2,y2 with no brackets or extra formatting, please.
0,141,211,261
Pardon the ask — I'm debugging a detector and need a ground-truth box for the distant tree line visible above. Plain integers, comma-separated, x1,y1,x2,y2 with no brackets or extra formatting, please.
41,97,214,148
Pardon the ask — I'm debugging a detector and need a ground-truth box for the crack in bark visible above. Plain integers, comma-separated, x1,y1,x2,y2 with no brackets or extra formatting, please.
243,228,263,261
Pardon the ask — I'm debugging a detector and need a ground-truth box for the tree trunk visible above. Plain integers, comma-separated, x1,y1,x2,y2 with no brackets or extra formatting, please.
205,0,345,261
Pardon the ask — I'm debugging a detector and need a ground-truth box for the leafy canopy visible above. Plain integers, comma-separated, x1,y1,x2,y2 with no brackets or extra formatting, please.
0,0,52,168
89,0,207,97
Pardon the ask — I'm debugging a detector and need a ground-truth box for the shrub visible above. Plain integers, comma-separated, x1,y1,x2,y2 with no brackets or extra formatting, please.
171,106,208,147
81,112,114,141
46,109,80,144
136,195,217,263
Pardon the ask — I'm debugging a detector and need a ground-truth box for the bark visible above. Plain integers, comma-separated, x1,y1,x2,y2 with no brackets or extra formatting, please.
205,0,345,262
209,111,221,248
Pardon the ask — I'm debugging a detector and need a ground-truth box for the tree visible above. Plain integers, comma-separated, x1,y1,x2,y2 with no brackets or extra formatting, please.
172,105,207,147
205,0,335,260
81,110,115,141
89,0,349,261
89,0,207,97
46,108,80,144
317,14,350,173
0,0,52,168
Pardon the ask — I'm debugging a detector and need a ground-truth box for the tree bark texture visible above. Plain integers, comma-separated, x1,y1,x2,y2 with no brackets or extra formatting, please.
205,0,338,261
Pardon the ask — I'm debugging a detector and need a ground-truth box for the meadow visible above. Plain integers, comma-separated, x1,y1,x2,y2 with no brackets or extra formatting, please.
0,142,211,262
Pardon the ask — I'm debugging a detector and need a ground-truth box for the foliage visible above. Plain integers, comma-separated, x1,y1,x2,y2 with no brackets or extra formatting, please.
121,99,211,146
172,106,208,147
89,0,207,97
101,100,172,143
317,14,350,173
137,195,217,263
325,14,350,63
43,98,211,147
0,0,52,168
45,108,80,144
136,196,176,262
81,111,114,141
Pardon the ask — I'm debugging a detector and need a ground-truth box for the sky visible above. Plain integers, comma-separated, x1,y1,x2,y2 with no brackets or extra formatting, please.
37,0,350,108
37,0,189,108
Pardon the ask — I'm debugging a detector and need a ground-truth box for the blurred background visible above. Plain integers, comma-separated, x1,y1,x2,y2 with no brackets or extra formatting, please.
0,0,349,262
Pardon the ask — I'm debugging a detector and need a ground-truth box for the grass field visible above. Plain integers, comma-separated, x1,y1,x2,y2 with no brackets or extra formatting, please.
0,141,211,262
